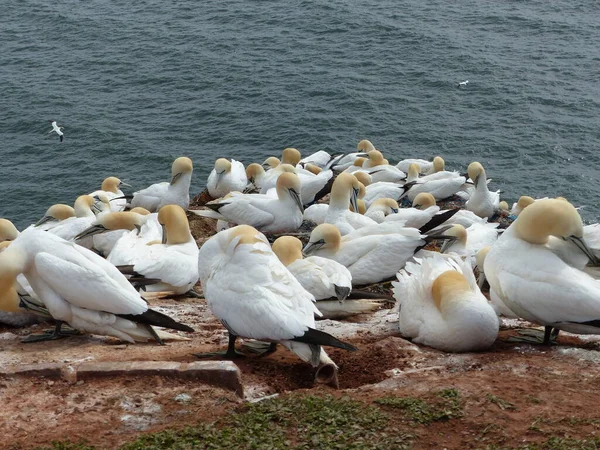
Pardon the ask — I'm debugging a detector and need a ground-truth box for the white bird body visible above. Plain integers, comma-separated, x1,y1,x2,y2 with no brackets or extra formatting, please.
207,158,247,199
393,253,498,352
354,166,406,184
304,224,425,285
89,177,129,212
299,150,333,168
0,228,190,342
407,171,466,201
325,207,377,236
330,152,368,171
484,199,600,335
363,182,408,208
198,226,355,373
193,173,304,233
396,158,433,174
441,223,500,265
364,199,399,223
131,157,193,212
303,203,329,225
465,162,500,218
272,236,352,302
385,205,440,229
437,209,487,229
49,120,64,142
107,214,162,266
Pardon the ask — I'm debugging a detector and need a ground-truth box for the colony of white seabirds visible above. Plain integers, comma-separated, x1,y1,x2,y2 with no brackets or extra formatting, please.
1,139,600,386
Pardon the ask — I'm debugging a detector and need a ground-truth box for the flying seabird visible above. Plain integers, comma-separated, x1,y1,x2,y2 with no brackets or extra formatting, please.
49,120,64,142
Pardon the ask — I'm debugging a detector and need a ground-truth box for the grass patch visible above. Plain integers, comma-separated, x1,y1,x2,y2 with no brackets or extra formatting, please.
38,395,413,450
374,388,463,424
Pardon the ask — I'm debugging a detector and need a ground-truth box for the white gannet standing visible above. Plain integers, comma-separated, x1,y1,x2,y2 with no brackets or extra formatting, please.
33,204,76,231
48,120,64,142
465,162,500,219
484,199,600,344
196,225,357,386
324,173,377,235
303,223,426,285
393,252,498,352
364,198,399,223
131,156,193,212
192,173,305,233
0,226,194,343
89,177,131,212
272,236,353,302
207,158,247,199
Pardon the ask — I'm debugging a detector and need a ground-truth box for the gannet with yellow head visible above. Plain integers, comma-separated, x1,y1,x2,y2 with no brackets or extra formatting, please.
207,158,247,199
196,225,357,387
131,156,193,212
393,252,498,352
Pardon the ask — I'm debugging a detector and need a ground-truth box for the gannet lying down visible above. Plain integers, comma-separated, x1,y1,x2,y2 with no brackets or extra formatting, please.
485,199,600,344
272,236,352,301
385,193,442,229
510,195,535,216
0,225,194,343
109,205,199,295
244,163,266,192
197,225,357,387
48,195,110,247
74,208,152,256
207,158,247,199
465,162,500,219
364,198,399,223
89,177,130,212
33,204,75,231
131,156,193,212
303,223,426,285
439,223,500,264
394,252,498,352
193,173,305,233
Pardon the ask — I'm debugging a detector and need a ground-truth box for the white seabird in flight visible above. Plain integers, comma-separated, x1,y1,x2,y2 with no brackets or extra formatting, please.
49,120,64,142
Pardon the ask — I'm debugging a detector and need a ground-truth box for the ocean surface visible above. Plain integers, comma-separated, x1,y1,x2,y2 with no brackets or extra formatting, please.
1,0,599,229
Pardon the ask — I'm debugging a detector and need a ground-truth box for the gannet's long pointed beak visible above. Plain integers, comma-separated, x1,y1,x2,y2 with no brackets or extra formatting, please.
302,241,322,256
289,189,304,213
74,224,108,240
215,171,225,189
473,174,480,188
568,236,599,265
350,188,359,214
170,172,183,185
120,181,132,188
161,224,168,244
439,237,458,253
34,216,52,227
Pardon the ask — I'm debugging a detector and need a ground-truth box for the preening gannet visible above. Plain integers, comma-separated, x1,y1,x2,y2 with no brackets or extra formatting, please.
207,158,247,199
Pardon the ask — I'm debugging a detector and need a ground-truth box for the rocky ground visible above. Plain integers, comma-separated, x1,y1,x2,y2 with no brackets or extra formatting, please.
2,211,600,449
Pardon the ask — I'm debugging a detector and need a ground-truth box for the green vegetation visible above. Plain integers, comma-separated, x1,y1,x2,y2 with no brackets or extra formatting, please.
374,388,463,424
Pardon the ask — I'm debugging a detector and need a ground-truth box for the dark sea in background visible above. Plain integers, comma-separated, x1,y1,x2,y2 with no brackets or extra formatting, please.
1,0,599,229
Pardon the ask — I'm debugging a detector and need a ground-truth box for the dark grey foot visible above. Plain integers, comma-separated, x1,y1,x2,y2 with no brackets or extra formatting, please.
21,322,79,343
193,333,245,359
184,289,201,299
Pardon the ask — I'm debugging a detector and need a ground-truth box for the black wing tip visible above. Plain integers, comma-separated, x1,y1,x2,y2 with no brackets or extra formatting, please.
118,308,195,332
418,208,460,234
293,327,358,352
59,135,64,142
